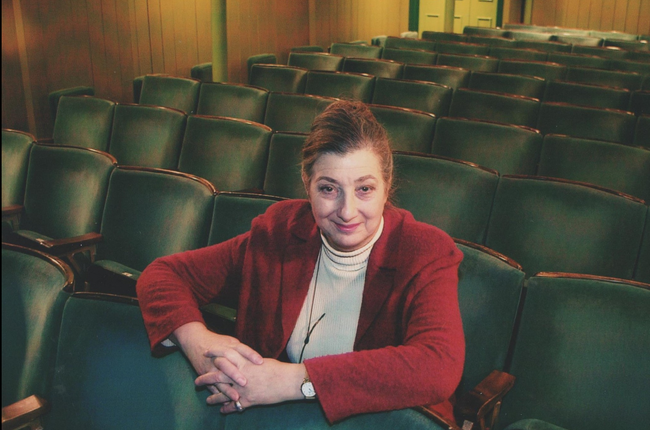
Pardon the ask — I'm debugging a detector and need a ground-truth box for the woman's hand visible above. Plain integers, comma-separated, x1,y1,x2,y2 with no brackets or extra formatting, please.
194,359,307,412
171,321,264,401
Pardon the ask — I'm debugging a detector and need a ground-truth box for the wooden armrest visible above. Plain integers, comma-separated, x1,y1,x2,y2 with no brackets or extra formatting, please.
2,205,23,217
455,370,516,430
37,138,54,144
415,405,460,430
1,395,50,430
35,232,103,254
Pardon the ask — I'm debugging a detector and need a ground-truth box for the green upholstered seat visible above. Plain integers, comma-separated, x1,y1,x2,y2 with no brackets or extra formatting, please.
463,27,511,38
190,62,213,82
329,43,383,59
497,60,567,80
402,64,471,89
546,52,609,68
514,40,572,53
52,96,115,151
571,45,628,59
2,129,34,208
196,83,269,124
139,75,201,114
47,86,94,122
537,134,650,202
468,36,517,48
436,53,499,72
634,114,650,147
503,419,568,430
392,152,499,243
609,59,650,76
208,192,286,245
435,42,490,56
431,118,543,175
249,64,308,93
384,36,436,52
178,115,272,192
13,144,115,242
304,71,375,103
590,30,639,41
287,52,344,71
564,66,644,90
509,31,554,42
553,34,602,47
487,47,548,62
290,45,325,52
263,92,337,133
421,31,468,43
496,274,650,430
263,132,308,199
485,175,648,279
381,48,438,66
536,102,637,144
635,208,650,283
108,104,186,169
626,50,650,63
342,58,404,79
629,90,650,116
468,72,546,99
449,89,541,128
542,81,631,111
603,39,649,51
2,244,72,407
369,105,437,153
246,53,278,75
132,75,145,103
372,78,452,117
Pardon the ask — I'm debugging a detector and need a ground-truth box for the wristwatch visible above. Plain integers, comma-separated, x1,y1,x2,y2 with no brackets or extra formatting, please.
301,376,316,399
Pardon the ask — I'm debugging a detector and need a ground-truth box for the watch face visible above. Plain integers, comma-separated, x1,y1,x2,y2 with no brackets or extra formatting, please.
301,381,316,398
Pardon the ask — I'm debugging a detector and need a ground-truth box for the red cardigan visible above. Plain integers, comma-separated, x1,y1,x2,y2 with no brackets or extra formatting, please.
137,200,464,423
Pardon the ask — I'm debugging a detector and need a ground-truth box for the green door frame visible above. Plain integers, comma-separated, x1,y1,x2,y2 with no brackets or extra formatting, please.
409,0,505,32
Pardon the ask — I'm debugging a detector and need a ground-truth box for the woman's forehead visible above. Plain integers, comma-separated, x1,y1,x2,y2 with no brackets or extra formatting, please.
312,149,383,178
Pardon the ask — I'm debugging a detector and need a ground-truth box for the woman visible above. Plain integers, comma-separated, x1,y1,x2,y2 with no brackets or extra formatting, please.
136,100,464,425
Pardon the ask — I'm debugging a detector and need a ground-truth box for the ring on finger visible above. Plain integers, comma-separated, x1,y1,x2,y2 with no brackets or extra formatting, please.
234,400,244,412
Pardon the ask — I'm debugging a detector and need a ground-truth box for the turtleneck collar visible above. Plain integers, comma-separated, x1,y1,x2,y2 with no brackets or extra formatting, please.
320,217,385,271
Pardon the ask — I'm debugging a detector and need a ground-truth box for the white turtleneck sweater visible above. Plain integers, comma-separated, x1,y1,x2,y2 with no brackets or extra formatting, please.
286,217,385,363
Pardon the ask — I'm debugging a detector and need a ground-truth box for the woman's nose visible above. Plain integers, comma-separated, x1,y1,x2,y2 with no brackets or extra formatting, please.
337,192,357,222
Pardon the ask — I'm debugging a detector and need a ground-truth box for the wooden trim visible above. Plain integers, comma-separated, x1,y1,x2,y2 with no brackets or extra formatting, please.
454,238,524,271
34,143,118,165
11,0,36,135
393,150,501,176
533,272,650,290
2,242,75,291
188,114,272,131
114,165,218,194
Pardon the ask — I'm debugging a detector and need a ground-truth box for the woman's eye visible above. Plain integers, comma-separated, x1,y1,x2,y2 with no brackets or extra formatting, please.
358,186,373,193
319,185,335,194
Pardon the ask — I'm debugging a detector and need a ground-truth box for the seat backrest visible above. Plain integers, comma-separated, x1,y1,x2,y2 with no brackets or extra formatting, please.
485,175,648,279
468,35,517,47
454,240,525,393
342,57,404,79
629,90,650,116
536,102,637,144
52,96,115,151
264,92,337,133
2,129,34,208
449,89,541,128
381,48,438,66
635,209,650,283
436,53,499,72
178,115,272,192
435,41,490,56
626,50,650,63
108,104,186,169
139,75,201,114
564,66,644,90
635,114,650,148
463,27,511,38
547,52,610,68
497,274,650,430
263,132,308,199
392,152,499,243
21,144,116,239
468,72,546,99
196,82,269,124
543,80,631,111
554,34,603,46
431,117,543,175
590,30,639,41
304,71,375,102
571,45,628,59
287,52,344,71
402,64,471,89
290,45,325,52
515,40,572,53
603,39,650,51
329,42,382,58
97,167,215,272
608,59,650,75
369,105,437,153
190,62,212,82
537,134,650,202
248,64,308,93
421,31,468,43
208,192,286,245
372,78,453,117
487,46,548,61
246,53,278,75
497,59,567,80
384,36,436,52
48,86,95,122
2,244,72,406
510,30,554,42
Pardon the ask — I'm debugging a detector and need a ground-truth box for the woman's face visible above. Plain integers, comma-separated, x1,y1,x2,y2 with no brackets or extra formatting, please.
306,148,388,252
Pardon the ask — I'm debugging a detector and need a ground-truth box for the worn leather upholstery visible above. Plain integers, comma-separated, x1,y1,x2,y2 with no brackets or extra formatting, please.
369,105,437,153
47,86,94,122
487,47,549,62
381,48,438,66
330,43,383,59
263,132,308,199
553,34,602,47
634,114,650,147
449,89,541,128
178,115,272,192
514,40,572,53
564,66,644,90
436,53,499,72
571,45,628,59
288,52,344,71
264,92,337,133
197,83,269,124
421,31,468,43
108,104,187,169
542,81,631,111
546,52,609,68
431,118,543,175
497,60,567,80
249,64,308,93
635,208,650,283
468,36,518,48
304,71,375,103
372,78,453,117
52,96,115,151
628,90,650,116
403,64,471,90
190,62,213,82
392,152,499,243
2,129,34,208
435,42,490,56
468,72,546,99
342,58,405,79
463,27,511,38
384,36,436,52
139,75,201,114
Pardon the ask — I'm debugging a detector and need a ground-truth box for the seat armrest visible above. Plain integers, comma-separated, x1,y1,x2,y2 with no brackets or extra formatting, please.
35,232,103,255
2,205,23,217
2,205,23,231
1,395,50,430
455,370,516,430
415,405,461,430
37,138,54,144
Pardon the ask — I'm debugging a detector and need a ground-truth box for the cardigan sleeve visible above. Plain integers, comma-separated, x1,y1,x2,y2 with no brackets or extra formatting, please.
136,233,249,356
303,239,464,423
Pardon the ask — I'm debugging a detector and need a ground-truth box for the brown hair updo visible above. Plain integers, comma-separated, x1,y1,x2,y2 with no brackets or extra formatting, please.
301,100,393,193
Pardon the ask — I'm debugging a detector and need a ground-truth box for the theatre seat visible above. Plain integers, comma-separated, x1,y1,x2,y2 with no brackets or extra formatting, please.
384,36,436,52
264,93,337,133
2,244,73,408
571,45,628,59
178,115,272,192
463,27,510,38
52,96,115,151
2,129,34,210
449,89,541,128
48,86,94,122
468,72,546,99
108,104,186,169
372,78,453,116
329,42,383,59
510,31,554,42
369,105,437,153
485,175,647,279
497,60,567,80
196,82,269,124
190,62,213,82
514,40,572,53
342,58,404,79
542,81,631,111
497,273,650,430
304,71,375,102
435,42,490,56
421,31,468,43
564,67,644,91
381,48,438,66
402,64,471,89
487,47,548,62
634,115,650,148
436,53,499,72
139,75,201,114
554,34,603,47
546,52,609,68
263,132,308,199
246,53,278,75
249,64,308,93
468,35,517,48
287,52,344,71
629,90,650,116
392,152,499,243
431,118,542,175
636,209,650,283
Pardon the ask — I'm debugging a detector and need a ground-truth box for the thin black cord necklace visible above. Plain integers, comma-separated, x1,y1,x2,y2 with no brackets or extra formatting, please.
298,248,326,363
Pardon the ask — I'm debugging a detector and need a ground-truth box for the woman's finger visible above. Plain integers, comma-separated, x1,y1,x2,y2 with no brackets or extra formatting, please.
206,391,237,406
212,356,247,386
195,370,233,387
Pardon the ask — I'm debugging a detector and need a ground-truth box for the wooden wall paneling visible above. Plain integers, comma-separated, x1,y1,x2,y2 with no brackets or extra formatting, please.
555,0,569,27
565,0,581,28
130,0,152,78
172,0,197,77
159,0,178,74
275,1,309,64
625,0,642,33
100,0,123,98
86,0,109,100
588,0,604,29
576,0,591,29
639,0,650,34
533,0,557,26
147,0,165,73
226,0,244,82
613,0,629,31
68,0,94,86
115,0,135,101
350,0,359,42
2,0,29,132
601,0,617,30
195,0,212,64
127,0,140,78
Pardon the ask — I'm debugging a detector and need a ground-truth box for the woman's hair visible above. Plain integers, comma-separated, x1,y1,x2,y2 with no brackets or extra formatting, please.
301,100,393,193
